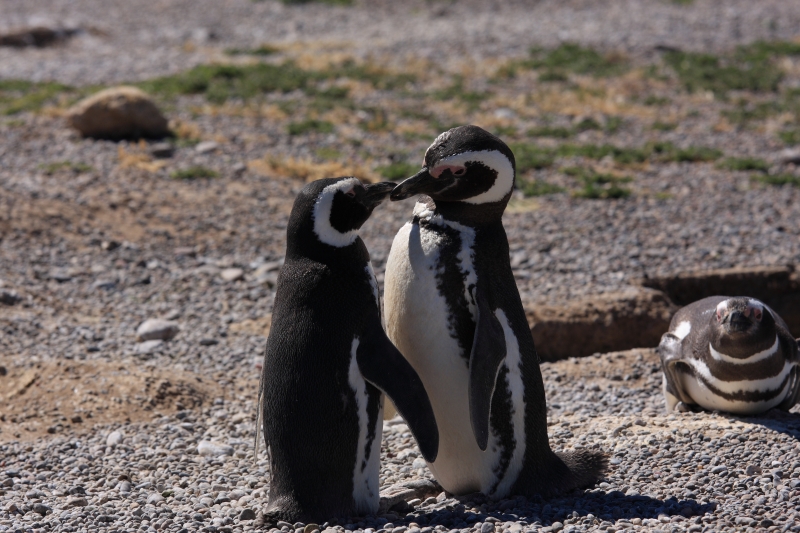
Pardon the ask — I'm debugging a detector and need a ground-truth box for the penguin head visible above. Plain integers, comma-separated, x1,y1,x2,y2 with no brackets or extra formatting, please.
294,177,395,248
710,297,776,353
390,125,516,206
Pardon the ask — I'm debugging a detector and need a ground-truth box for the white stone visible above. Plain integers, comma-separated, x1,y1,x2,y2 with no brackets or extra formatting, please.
136,319,179,342
136,339,164,354
220,268,244,282
195,141,219,154
106,431,123,447
197,440,234,457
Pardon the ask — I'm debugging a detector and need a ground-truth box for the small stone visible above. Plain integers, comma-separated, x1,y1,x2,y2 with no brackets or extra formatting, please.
779,148,800,165
304,524,320,533
106,430,123,446
136,319,179,342
71,415,83,423
66,497,88,508
232,162,247,175
240,508,257,521
33,503,51,515
147,493,164,505
199,338,219,346
136,339,164,354
411,458,426,469
0,289,22,305
220,268,245,282
550,522,563,532
195,141,219,154
149,142,175,158
480,522,495,533
197,440,234,457
745,465,762,476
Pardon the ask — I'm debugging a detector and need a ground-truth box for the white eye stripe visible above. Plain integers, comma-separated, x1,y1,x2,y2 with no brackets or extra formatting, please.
434,150,514,205
312,178,360,247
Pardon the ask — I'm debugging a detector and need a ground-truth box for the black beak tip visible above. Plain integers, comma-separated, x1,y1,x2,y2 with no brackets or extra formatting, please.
389,188,410,201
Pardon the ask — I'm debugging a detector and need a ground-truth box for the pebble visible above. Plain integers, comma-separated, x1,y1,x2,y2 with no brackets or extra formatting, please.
135,318,180,342
220,267,245,282
0,289,22,305
136,339,164,354
197,440,234,457
195,141,219,154
106,430,124,446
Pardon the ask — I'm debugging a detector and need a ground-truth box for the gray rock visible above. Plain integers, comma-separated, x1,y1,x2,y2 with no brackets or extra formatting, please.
240,508,257,521
0,289,22,305
149,142,175,158
197,440,234,457
66,86,170,139
147,493,164,505
136,339,164,354
135,319,179,342
106,430,124,446
195,141,219,154
220,267,244,282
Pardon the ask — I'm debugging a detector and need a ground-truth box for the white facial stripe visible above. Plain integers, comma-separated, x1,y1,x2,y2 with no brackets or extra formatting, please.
348,337,381,512
716,300,728,317
709,336,779,365
687,357,795,394
673,321,692,340
434,150,514,205
312,178,360,247
490,309,525,497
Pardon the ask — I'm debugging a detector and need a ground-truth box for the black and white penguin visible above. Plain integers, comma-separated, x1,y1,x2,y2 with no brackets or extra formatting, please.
384,125,606,499
257,177,439,523
658,296,800,415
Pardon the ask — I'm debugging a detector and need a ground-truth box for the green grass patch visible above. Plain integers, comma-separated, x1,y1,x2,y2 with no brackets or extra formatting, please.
332,60,416,91
527,125,573,139
287,119,335,135
224,44,279,56
751,173,800,187
39,161,93,175
717,157,769,173
778,128,800,145
519,179,565,197
527,43,629,79
315,147,343,161
432,77,489,110
652,121,677,131
377,161,419,181
663,41,800,96
511,143,557,171
643,95,671,106
0,80,76,115
564,167,632,199
170,166,219,180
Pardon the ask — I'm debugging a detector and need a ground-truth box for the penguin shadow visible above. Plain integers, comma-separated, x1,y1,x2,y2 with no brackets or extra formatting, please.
381,490,716,529
722,407,800,441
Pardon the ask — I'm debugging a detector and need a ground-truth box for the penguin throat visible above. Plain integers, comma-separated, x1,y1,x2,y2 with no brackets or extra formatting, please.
421,196,508,226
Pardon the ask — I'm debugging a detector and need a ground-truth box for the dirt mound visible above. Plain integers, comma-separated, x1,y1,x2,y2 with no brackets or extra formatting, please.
0,358,221,442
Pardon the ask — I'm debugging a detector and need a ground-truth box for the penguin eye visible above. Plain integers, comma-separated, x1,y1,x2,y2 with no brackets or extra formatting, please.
716,309,723,322
345,188,356,198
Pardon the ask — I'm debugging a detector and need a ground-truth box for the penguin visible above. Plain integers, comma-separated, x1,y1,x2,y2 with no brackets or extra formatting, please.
256,177,439,523
658,296,800,415
383,125,606,500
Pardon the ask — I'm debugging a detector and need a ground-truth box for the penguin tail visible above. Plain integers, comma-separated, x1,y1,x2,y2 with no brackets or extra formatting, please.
553,449,608,492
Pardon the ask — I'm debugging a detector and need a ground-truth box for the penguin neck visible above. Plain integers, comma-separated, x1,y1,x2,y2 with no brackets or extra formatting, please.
286,223,370,266
427,198,507,228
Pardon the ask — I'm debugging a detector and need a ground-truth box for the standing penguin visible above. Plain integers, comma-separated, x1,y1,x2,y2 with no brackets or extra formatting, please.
257,177,439,523
384,125,606,499
658,296,800,415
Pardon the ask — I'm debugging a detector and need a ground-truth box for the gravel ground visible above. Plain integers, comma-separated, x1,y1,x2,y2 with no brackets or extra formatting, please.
3,1,800,532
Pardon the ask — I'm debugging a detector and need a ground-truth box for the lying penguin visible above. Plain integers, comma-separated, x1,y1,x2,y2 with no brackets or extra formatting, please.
256,177,439,523
384,125,606,499
658,296,800,415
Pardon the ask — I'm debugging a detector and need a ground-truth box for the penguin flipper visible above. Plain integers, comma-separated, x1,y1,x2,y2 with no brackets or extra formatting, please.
468,285,507,451
356,317,440,463
657,332,693,409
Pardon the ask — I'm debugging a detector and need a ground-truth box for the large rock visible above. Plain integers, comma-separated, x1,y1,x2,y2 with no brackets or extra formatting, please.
66,86,169,139
0,27,80,48
526,287,676,362
641,265,800,337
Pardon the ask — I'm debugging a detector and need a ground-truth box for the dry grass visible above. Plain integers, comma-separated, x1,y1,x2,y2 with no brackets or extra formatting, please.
117,143,167,173
248,155,378,183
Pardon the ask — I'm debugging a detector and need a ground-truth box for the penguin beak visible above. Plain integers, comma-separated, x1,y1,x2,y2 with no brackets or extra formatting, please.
362,181,396,207
390,168,445,201
723,310,751,333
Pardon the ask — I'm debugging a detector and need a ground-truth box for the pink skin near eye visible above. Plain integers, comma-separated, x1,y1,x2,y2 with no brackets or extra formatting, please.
430,164,466,178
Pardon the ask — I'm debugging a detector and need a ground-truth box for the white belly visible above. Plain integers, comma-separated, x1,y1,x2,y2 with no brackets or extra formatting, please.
385,221,512,495
679,360,795,415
